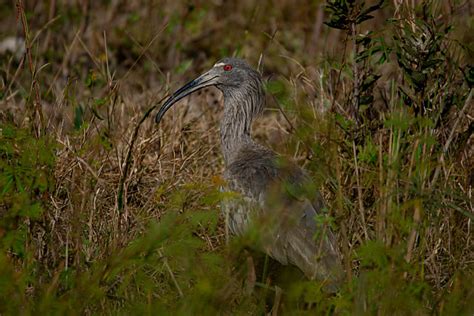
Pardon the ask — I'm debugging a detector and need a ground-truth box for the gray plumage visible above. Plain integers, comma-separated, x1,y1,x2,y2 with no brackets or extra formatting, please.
155,57,344,291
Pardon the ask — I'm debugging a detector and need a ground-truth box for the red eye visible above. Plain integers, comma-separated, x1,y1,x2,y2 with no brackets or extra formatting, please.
223,64,233,71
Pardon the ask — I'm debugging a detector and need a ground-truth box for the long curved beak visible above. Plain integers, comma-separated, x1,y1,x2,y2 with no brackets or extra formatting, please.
155,71,219,124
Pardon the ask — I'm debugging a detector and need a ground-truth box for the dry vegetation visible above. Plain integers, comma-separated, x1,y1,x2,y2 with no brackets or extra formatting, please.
0,0,473,314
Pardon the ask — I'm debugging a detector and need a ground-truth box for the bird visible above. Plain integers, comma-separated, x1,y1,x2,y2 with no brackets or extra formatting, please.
155,57,344,292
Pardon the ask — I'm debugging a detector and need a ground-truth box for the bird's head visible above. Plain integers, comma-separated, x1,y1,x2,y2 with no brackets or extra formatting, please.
155,57,263,124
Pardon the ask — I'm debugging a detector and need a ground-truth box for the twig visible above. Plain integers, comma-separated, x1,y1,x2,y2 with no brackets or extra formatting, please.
430,89,472,187
117,97,166,211
271,286,283,316
121,22,168,81
16,0,44,137
258,29,278,74
350,21,360,124
45,29,81,97
270,93,315,157
76,156,100,182
158,250,183,297
377,132,386,240
330,32,350,116
405,200,422,265
103,31,111,83
352,140,369,240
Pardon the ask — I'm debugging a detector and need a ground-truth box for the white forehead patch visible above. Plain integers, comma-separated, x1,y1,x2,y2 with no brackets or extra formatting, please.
213,62,226,67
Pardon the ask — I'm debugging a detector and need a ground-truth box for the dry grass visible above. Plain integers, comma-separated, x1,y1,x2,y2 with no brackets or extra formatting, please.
0,0,473,314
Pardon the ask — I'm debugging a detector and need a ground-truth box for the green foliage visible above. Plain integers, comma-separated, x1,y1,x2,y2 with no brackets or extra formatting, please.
325,0,385,30
0,0,472,314
0,124,55,249
0,124,56,312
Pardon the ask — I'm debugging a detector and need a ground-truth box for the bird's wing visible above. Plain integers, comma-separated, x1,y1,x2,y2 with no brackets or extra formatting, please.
278,165,345,289
225,147,344,290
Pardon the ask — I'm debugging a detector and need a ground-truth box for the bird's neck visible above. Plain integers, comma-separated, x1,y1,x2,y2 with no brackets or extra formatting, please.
220,88,263,165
